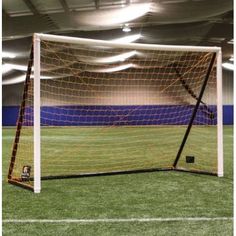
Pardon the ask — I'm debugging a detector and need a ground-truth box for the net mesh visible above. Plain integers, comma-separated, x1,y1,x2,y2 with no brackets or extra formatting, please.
8,38,218,189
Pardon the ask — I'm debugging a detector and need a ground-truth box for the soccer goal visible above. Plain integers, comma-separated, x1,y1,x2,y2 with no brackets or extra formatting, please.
8,33,223,193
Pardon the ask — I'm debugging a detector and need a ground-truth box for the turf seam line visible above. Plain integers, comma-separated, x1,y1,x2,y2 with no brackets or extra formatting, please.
3,217,233,223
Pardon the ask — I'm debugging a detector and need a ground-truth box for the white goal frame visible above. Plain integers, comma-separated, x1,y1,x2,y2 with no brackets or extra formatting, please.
33,33,223,193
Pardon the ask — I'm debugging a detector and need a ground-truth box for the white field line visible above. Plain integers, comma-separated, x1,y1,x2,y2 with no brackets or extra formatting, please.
3,217,233,223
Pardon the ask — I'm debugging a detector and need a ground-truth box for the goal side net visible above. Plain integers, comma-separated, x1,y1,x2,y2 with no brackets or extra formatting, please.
7,34,223,193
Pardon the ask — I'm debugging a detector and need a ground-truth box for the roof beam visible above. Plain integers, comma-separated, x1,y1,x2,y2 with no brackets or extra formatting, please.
59,0,70,12
95,0,99,9
2,9,10,18
22,0,40,15
23,0,60,30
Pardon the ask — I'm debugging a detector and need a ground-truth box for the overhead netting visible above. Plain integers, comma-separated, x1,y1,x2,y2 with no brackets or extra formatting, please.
8,37,218,190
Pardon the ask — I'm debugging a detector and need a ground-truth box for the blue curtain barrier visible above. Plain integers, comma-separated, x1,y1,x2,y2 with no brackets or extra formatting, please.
2,105,233,126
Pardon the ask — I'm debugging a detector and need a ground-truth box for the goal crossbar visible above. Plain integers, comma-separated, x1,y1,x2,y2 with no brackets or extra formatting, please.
37,33,221,53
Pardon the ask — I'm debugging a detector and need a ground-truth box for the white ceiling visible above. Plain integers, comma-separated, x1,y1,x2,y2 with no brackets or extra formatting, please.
2,0,233,83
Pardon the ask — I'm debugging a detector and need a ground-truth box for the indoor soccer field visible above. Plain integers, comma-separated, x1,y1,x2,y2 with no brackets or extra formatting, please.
2,0,233,235
2,126,233,235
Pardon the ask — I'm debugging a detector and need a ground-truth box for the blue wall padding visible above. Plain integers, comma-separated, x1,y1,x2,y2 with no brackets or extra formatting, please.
2,106,20,126
39,105,217,126
223,105,234,125
2,105,233,126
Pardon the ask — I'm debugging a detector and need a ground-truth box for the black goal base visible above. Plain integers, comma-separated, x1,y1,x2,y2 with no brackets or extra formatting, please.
8,167,218,192
40,167,173,180
39,167,217,181
8,178,34,191
173,168,217,176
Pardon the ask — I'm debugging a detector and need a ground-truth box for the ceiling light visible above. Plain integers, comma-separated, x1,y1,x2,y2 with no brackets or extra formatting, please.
222,62,234,71
111,34,142,43
2,64,13,75
3,63,28,72
89,63,134,73
122,24,131,32
2,52,16,59
86,51,138,64
2,75,26,85
163,0,187,3
2,75,55,85
79,3,151,26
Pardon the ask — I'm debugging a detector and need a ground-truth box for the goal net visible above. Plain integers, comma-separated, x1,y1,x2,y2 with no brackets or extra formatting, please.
8,34,223,193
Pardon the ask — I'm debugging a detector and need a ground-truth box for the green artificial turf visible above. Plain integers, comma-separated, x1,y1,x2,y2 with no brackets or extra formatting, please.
2,126,233,235
2,221,233,236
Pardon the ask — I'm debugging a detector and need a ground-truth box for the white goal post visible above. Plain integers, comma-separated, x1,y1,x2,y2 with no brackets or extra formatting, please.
8,33,223,193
